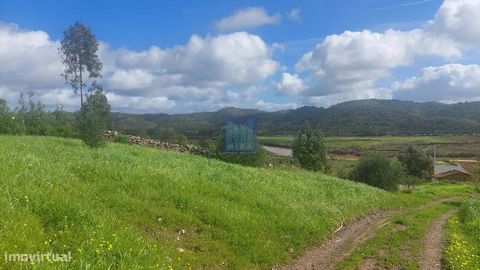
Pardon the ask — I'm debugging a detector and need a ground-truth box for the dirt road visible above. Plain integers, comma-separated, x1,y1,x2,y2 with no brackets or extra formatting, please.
278,197,458,270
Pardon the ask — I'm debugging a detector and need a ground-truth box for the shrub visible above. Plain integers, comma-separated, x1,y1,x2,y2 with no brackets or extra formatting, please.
292,121,329,172
49,105,75,137
0,99,25,135
350,154,405,191
75,89,111,148
402,175,424,188
397,145,432,178
459,199,480,223
199,139,217,153
16,93,51,135
49,125,76,138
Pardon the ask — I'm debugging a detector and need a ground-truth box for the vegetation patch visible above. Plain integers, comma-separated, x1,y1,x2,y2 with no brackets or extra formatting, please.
337,202,458,270
444,199,480,270
0,136,394,269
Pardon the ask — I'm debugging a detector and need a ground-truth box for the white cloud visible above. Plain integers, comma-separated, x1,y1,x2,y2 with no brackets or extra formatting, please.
36,88,79,109
0,23,279,113
106,92,175,113
429,0,480,47
276,72,305,95
0,23,63,90
3,0,480,113
254,100,297,111
303,88,392,108
216,7,281,32
107,69,154,91
392,64,480,102
115,32,278,89
294,0,480,105
296,29,460,96
288,8,301,21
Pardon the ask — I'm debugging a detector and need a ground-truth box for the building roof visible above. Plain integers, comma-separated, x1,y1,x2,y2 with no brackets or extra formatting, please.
434,163,470,176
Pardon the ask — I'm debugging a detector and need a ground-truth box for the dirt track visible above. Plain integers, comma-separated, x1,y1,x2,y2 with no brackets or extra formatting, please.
278,197,458,270
420,209,457,270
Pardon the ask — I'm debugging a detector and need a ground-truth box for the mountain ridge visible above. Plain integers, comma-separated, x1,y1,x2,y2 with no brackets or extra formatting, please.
108,99,480,137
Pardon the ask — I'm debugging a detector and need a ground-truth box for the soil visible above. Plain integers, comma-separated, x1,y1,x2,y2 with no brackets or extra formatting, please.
277,197,458,270
420,209,457,270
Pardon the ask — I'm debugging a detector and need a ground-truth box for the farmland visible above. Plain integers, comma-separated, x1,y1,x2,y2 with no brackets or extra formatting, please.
259,135,480,160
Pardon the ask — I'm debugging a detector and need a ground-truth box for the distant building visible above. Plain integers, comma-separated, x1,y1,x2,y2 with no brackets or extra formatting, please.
433,163,471,181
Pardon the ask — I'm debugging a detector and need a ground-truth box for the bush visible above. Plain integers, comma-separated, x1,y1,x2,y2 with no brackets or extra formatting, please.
0,99,25,135
49,125,76,138
402,175,424,188
292,121,329,172
458,199,480,223
75,89,110,148
199,139,217,153
398,145,432,178
350,154,405,191
113,134,130,144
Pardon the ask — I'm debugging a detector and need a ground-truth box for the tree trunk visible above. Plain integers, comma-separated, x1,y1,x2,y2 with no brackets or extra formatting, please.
79,68,83,106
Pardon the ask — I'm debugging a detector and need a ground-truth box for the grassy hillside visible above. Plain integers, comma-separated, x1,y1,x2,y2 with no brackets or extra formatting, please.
0,136,472,269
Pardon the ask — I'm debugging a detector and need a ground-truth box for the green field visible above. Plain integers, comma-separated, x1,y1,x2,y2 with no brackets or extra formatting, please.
0,136,476,269
259,135,480,158
259,135,459,148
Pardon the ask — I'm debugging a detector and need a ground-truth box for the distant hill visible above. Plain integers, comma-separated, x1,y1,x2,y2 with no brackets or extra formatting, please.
108,99,480,138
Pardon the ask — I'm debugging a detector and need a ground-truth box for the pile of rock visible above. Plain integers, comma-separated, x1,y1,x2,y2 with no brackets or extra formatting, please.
104,130,119,139
105,131,208,156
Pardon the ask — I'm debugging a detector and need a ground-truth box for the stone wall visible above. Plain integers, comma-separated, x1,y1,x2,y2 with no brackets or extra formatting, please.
105,131,208,155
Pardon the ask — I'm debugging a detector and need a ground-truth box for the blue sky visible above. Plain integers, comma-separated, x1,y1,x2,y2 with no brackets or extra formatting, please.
0,0,479,113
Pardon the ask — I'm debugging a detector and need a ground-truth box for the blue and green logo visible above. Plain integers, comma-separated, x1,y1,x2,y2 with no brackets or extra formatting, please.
223,117,256,154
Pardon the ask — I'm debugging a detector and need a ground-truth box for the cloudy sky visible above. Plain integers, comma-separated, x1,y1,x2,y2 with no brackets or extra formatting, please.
0,0,479,113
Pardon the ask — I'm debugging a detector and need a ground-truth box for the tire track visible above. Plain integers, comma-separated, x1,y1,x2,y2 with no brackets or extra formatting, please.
420,209,457,270
277,197,458,270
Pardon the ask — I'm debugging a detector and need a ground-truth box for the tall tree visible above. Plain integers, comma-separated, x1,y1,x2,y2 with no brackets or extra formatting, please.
292,121,329,172
59,21,102,106
397,145,432,178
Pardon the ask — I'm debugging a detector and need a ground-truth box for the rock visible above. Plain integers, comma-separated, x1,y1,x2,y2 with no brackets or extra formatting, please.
102,131,208,156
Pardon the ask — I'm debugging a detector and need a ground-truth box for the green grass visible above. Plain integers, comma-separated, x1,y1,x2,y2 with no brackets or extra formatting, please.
444,199,480,270
0,136,395,269
0,136,474,269
259,135,480,159
258,135,455,149
336,199,464,270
